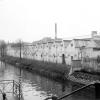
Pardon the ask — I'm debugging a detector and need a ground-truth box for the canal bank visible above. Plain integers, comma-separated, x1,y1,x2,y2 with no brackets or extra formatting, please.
0,55,70,82
0,60,96,100
1,55,100,85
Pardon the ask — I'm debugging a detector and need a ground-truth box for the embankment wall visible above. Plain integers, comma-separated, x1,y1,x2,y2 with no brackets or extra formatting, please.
0,55,70,81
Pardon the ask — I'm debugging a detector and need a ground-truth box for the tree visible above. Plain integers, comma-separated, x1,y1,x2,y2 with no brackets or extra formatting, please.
0,40,7,57
97,56,100,63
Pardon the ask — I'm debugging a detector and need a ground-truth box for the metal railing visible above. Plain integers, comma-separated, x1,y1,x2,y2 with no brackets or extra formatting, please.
0,80,22,100
44,82,98,100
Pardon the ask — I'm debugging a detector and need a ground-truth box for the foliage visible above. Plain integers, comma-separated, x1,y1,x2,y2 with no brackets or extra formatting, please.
97,56,100,63
0,40,6,49
0,40,7,57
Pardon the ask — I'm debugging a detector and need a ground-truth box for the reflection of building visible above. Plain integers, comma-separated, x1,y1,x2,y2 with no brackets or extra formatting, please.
6,31,100,70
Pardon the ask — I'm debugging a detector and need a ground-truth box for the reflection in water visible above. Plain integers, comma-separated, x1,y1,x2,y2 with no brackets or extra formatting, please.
0,61,96,100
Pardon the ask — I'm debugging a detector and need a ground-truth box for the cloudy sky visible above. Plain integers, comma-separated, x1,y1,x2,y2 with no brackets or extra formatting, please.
0,0,100,42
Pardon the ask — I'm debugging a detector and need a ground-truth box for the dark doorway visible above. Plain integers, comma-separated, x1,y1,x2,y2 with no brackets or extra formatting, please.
71,56,73,60
62,54,65,64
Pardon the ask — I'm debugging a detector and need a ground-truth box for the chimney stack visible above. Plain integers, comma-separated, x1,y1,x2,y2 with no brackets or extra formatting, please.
55,23,57,39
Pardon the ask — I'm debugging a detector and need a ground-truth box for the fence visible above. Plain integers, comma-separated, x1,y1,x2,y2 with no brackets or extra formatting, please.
0,80,22,100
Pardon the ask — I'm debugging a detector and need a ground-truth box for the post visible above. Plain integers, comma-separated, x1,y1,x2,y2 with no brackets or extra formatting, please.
94,83,100,99
13,80,14,94
2,93,7,100
20,40,22,60
19,40,22,100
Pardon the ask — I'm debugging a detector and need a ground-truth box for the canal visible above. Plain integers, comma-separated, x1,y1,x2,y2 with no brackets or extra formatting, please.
0,61,96,100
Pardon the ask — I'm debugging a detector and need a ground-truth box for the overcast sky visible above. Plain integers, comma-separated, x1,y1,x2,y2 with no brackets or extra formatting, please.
0,0,100,42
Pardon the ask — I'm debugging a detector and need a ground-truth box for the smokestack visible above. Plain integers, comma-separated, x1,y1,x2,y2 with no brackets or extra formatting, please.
55,23,57,39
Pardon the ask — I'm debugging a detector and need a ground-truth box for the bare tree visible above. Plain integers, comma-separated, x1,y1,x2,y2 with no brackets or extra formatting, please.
0,40,7,57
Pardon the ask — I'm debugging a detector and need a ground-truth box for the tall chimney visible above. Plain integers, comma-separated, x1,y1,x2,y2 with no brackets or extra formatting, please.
55,23,57,39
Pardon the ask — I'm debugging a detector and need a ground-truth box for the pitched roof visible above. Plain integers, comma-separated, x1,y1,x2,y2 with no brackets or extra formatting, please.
73,39,90,48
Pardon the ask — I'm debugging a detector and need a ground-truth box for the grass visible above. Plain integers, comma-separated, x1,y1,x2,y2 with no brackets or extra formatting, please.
0,55,70,81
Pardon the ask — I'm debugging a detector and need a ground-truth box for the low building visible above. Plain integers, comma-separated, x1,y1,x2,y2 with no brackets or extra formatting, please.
65,39,90,65
6,31,100,73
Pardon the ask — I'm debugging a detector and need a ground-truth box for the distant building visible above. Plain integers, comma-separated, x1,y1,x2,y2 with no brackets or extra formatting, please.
85,39,100,58
65,39,90,65
6,31,100,72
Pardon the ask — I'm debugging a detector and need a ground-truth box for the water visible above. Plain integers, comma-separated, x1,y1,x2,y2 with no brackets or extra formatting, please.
0,61,96,100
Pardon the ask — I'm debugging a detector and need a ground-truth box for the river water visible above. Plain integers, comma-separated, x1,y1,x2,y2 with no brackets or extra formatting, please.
0,61,96,100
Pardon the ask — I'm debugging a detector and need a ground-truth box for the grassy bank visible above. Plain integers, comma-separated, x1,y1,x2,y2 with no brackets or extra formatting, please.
0,55,70,81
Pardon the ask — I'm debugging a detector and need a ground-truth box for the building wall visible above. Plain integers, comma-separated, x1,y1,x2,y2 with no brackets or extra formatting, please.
85,48,100,58
6,40,80,65
84,39,100,58
65,40,78,65
6,37,100,67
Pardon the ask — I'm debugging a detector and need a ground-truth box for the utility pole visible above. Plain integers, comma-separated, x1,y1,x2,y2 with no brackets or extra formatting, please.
19,40,22,100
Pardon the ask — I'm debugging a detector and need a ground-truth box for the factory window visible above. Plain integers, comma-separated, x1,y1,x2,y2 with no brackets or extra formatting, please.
61,44,63,47
71,43,73,47
71,56,73,60
41,54,42,57
65,46,66,48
